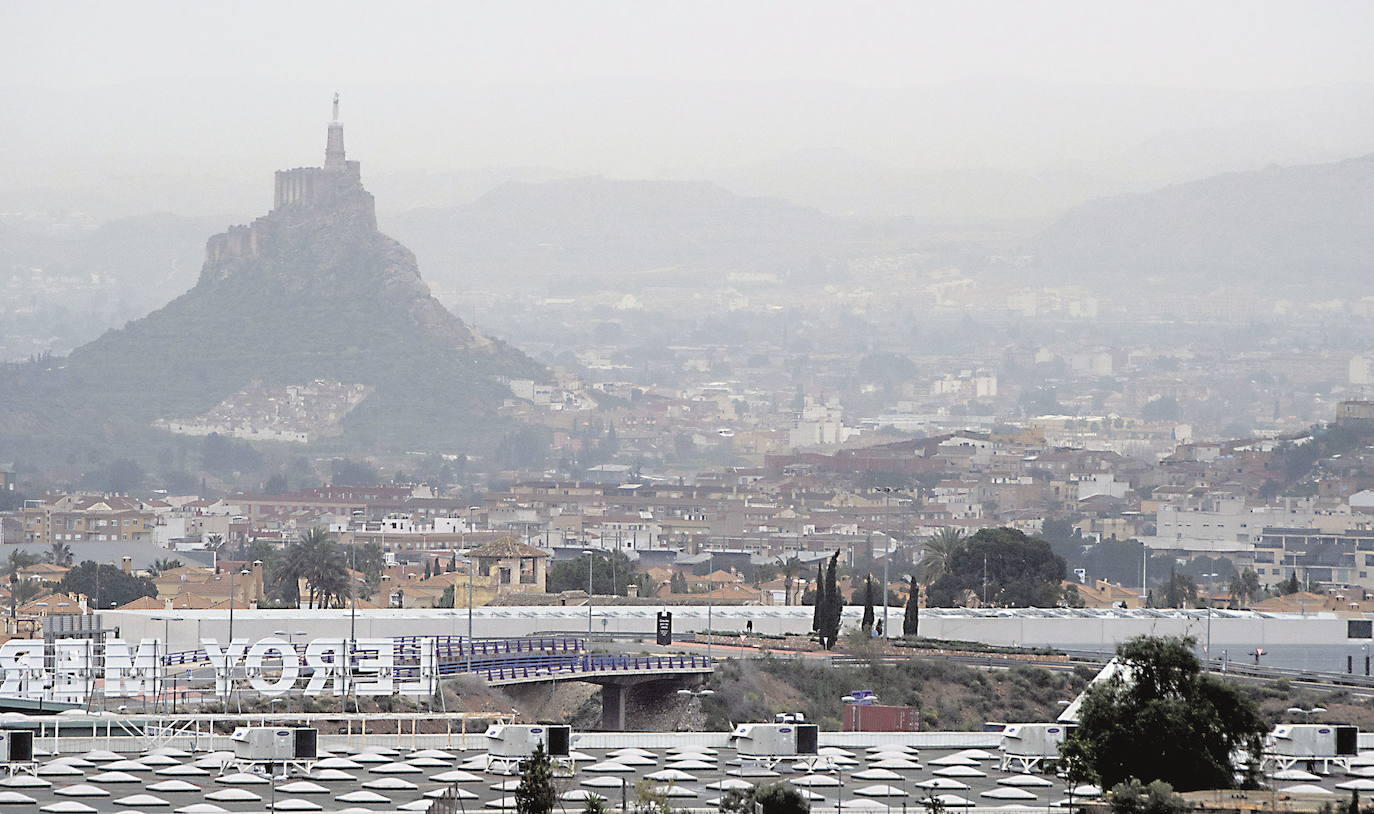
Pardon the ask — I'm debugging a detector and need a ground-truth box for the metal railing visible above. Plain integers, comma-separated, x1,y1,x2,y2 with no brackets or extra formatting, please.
161,634,584,667
478,653,713,683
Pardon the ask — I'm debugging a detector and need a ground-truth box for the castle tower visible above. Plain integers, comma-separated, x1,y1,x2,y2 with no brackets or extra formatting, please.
325,92,346,169
273,92,365,211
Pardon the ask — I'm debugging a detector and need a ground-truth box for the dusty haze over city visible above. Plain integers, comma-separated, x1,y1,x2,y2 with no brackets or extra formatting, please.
5,1,1374,216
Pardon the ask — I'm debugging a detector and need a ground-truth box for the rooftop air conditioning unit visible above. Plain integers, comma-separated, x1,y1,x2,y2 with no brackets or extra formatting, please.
731,723,819,757
484,724,571,758
230,727,318,761
1000,723,1069,759
0,731,33,763
1270,724,1358,758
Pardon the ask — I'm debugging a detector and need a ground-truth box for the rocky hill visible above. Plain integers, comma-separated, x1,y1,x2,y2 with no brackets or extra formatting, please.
0,114,541,457
1033,153,1374,293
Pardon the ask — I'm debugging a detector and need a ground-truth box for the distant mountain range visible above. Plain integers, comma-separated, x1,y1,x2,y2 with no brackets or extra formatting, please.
384,176,916,291
1033,153,1374,292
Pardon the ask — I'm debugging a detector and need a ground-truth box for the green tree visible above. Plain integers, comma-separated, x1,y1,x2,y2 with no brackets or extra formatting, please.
273,528,350,608
9,579,45,609
777,556,802,606
1108,779,1187,814
1281,573,1301,595
860,575,876,633
46,541,73,567
1083,538,1146,586
264,473,290,494
1162,567,1197,608
57,561,157,609
632,779,675,814
926,527,1066,607
548,551,638,596
1228,569,1261,607
514,743,557,814
351,542,385,599
1061,635,1268,791
819,551,842,649
330,458,379,486
721,782,810,814
200,433,263,475
810,561,825,631
903,574,920,637
921,528,966,585
149,558,183,576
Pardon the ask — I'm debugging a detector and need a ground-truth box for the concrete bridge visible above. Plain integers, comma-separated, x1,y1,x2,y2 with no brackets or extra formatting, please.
464,651,714,730
163,635,714,729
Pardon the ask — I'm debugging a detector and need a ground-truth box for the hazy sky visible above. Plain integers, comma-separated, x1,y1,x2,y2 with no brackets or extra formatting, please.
6,0,1374,91
4,0,1374,217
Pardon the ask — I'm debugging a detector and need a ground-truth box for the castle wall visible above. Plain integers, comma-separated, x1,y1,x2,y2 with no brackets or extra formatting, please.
274,165,364,210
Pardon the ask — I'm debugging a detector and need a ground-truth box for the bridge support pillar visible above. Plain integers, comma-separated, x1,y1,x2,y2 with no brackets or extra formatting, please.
600,683,628,731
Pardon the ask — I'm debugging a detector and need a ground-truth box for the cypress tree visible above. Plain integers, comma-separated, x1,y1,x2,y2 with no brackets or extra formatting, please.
903,575,920,637
861,575,875,633
811,561,825,632
821,551,842,649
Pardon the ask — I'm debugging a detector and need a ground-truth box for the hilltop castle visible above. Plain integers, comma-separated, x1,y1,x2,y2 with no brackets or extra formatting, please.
207,94,376,264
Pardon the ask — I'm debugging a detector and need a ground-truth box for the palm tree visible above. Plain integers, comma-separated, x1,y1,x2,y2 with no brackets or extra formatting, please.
10,579,45,609
6,550,41,618
149,558,183,576
279,527,350,608
920,528,966,586
205,533,224,551
776,556,803,605
46,542,73,567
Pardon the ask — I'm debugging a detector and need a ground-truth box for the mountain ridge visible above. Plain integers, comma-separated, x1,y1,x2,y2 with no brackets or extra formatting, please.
384,174,916,291
1032,152,1374,292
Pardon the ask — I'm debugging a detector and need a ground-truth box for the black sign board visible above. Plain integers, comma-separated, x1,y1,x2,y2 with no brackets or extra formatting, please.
656,611,673,645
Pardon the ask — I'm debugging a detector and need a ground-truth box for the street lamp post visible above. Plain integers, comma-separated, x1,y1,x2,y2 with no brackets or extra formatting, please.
583,550,595,637
226,566,249,706
345,575,366,711
875,487,898,637
455,554,475,675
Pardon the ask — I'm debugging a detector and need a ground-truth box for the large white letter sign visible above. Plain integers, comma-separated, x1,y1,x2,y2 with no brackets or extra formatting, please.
304,639,345,695
202,639,251,696
245,638,300,695
103,639,162,697
0,640,45,698
395,639,434,696
351,638,395,696
51,641,92,699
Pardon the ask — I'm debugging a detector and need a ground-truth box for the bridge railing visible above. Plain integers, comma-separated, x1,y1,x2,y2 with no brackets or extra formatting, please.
160,635,710,683
478,653,714,683
161,635,584,667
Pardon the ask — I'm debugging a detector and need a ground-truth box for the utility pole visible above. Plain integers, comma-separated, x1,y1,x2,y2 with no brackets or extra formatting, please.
1141,545,1148,602
583,550,595,637
347,546,357,710
226,565,248,706
982,556,988,606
